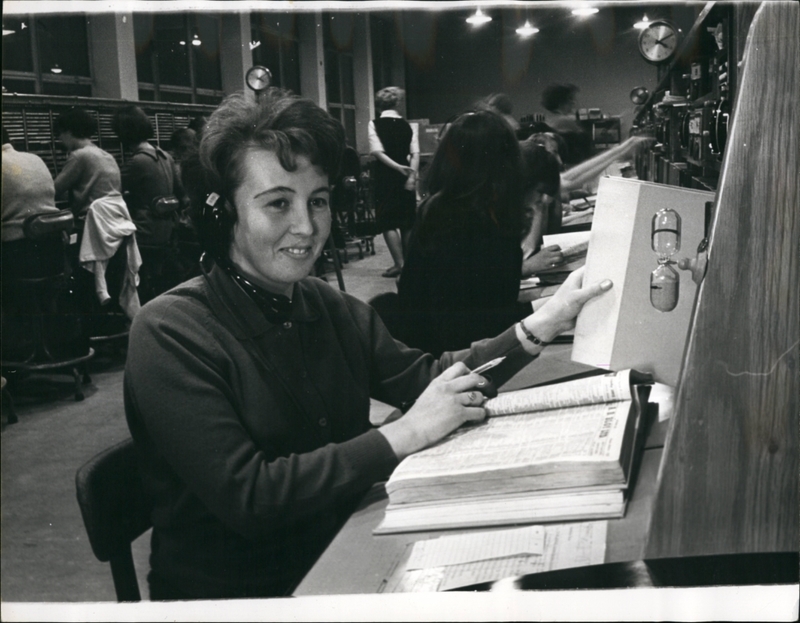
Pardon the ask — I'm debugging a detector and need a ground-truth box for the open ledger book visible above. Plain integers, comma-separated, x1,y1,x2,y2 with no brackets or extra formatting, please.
375,369,652,534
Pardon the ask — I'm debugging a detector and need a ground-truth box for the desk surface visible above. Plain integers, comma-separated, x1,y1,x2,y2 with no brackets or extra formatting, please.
295,348,669,596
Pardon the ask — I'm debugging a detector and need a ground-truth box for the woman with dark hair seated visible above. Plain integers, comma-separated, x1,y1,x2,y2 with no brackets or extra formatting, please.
124,90,612,600
53,108,124,219
112,106,187,302
112,106,187,246
520,140,566,277
53,108,141,320
397,110,535,357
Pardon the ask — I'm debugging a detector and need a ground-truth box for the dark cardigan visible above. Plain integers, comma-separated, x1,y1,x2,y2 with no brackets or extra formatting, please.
397,199,530,357
124,259,533,598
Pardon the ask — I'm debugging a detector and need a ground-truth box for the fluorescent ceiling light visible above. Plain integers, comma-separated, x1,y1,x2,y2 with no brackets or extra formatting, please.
192,34,201,46
572,7,599,17
516,20,539,37
50,65,62,74
466,8,492,26
634,15,650,30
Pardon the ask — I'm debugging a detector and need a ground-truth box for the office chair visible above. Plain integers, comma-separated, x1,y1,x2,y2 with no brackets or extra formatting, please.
75,438,153,601
1,210,94,401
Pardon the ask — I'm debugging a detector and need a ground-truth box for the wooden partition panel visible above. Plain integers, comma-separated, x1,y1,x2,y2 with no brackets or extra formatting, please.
645,1,799,559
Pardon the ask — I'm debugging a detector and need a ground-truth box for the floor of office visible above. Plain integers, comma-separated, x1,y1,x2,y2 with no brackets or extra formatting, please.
1,235,398,603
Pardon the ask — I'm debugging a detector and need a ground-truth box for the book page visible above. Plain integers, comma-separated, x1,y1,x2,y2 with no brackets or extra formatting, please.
485,369,632,416
390,400,631,483
406,526,544,570
389,521,607,593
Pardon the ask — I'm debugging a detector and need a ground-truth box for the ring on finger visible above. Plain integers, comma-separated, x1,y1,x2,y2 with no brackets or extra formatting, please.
467,391,479,404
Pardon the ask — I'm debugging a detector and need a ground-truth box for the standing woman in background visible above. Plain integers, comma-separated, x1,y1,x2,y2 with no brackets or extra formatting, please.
368,86,419,278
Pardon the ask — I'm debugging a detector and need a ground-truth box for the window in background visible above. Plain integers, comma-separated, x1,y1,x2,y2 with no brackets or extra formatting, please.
370,15,395,94
323,13,357,147
2,14,92,96
250,13,300,95
134,13,223,105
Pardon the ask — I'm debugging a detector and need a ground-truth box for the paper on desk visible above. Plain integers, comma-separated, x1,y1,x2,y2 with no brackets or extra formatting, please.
438,521,607,591
406,525,544,570
542,231,591,251
390,521,607,592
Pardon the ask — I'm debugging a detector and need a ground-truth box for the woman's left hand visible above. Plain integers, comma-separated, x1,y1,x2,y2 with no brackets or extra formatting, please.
521,267,612,343
522,245,563,277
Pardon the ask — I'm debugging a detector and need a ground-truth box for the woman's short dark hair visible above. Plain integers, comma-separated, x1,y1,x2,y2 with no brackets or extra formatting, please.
421,109,524,242
520,139,561,197
541,83,579,113
53,108,96,139
170,128,197,157
182,89,345,260
112,106,153,146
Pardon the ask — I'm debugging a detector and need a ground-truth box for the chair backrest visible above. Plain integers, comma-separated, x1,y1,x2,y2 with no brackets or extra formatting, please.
23,209,74,240
75,438,153,601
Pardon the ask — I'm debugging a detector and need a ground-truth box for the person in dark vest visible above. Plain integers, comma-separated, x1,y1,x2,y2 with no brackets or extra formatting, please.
368,87,419,278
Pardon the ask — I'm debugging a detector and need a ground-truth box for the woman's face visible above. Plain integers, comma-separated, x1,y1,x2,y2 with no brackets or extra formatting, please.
58,131,79,151
229,149,331,297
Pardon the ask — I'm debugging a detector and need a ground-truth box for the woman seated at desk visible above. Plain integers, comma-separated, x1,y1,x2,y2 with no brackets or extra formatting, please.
520,140,565,278
397,110,531,356
123,90,612,600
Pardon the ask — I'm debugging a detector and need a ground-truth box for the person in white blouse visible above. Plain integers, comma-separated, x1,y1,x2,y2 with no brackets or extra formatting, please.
368,87,420,278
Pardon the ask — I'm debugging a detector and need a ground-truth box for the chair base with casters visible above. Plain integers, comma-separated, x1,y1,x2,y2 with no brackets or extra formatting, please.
75,438,153,602
2,349,95,402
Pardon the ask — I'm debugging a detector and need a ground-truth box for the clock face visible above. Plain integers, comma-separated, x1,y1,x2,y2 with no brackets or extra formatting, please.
246,65,272,92
638,21,679,64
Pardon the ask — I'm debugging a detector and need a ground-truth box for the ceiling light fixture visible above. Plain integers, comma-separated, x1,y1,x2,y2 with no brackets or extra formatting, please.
192,33,201,46
572,7,599,17
179,40,186,46
466,8,492,26
3,28,15,36
249,40,261,51
634,15,651,30
516,20,540,37
50,64,62,74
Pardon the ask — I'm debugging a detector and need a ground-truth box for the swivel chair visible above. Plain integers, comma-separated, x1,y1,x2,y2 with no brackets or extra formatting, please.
75,438,153,601
1,210,94,401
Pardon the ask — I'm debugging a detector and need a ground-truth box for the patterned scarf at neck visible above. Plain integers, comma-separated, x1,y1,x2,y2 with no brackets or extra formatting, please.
218,258,293,324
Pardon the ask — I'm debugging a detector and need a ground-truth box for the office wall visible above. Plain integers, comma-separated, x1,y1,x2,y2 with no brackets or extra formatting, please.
397,5,701,137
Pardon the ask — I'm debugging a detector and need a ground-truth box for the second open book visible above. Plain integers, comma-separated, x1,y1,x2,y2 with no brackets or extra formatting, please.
375,369,652,534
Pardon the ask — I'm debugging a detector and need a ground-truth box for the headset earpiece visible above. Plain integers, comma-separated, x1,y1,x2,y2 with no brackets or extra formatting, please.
202,191,234,263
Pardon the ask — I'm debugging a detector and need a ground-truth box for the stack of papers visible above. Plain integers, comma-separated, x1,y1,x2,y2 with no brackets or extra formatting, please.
385,521,608,592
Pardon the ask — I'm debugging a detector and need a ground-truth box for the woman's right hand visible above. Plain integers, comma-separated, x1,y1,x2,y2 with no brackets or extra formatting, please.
378,362,487,460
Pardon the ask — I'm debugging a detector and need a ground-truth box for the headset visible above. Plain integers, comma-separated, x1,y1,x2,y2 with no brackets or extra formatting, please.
200,191,235,264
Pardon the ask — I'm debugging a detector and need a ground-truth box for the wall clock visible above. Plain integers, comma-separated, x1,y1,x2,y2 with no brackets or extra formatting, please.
638,20,680,65
246,65,272,92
